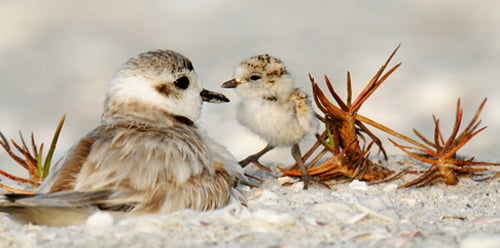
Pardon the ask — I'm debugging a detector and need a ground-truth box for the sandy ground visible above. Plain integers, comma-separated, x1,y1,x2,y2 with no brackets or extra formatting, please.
1,1,499,248
0,157,498,248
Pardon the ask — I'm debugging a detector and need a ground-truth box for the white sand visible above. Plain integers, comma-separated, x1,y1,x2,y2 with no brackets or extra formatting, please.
1,157,498,248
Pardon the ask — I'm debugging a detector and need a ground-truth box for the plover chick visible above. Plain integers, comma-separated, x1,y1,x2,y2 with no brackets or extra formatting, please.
221,54,319,189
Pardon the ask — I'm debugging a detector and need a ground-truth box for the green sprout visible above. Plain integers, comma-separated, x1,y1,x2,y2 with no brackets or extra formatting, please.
0,115,65,193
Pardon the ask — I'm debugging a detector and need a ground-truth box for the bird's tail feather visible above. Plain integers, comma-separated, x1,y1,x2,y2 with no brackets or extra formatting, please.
0,190,118,226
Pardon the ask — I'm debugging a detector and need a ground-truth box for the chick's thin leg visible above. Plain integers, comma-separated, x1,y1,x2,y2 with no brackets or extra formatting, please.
239,144,274,172
291,143,329,190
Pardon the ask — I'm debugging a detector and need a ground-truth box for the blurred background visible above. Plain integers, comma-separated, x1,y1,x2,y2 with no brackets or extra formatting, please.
1,0,499,179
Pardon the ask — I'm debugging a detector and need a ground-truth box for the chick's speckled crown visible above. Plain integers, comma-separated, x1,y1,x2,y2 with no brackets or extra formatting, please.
120,49,194,77
241,54,289,77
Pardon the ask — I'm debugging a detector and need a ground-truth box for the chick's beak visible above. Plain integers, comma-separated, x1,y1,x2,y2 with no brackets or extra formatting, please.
221,78,241,88
200,89,230,103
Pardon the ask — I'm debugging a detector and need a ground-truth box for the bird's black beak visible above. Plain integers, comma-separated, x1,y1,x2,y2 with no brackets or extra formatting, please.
200,89,230,103
221,78,241,88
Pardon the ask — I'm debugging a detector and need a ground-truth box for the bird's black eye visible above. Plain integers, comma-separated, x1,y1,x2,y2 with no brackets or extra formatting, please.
174,76,190,89
249,75,261,81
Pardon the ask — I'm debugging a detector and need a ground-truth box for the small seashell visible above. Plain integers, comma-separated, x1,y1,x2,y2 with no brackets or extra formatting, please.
383,183,398,192
440,216,467,221
86,211,113,228
399,198,417,206
252,209,294,225
342,228,389,241
346,213,368,224
349,180,368,191
301,215,327,226
86,211,114,235
354,203,396,223
472,216,500,224
277,176,296,185
399,230,421,238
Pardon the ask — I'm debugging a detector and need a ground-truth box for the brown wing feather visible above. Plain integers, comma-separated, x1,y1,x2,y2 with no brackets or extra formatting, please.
15,112,239,221
46,135,99,192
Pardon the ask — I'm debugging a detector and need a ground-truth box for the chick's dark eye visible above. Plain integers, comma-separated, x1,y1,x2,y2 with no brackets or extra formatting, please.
249,75,261,81
174,76,190,89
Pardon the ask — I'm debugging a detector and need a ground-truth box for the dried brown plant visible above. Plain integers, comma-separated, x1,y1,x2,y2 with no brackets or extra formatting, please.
280,46,402,184
388,98,500,187
0,115,65,193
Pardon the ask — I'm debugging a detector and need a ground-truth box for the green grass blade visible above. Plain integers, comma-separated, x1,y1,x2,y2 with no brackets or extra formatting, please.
42,115,66,179
37,144,44,178
326,123,335,148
